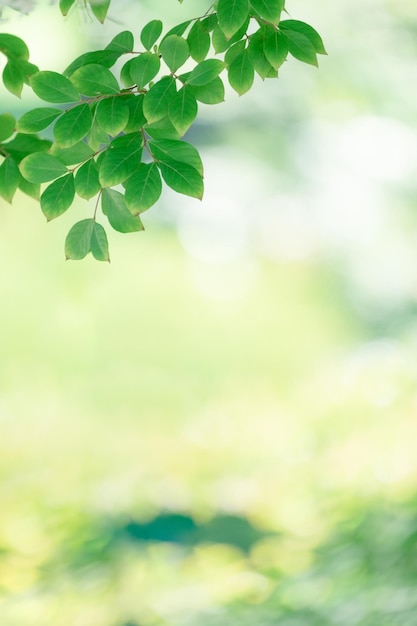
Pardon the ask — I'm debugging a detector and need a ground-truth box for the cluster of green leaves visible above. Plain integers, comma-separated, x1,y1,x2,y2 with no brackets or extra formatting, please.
0,0,326,261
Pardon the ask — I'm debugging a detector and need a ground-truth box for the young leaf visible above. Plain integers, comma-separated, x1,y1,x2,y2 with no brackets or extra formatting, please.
50,141,94,166
168,86,198,136
96,97,129,135
249,0,283,24
128,53,160,88
124,163,162,215
16,108,62,134
53,103,92,148
280,30,318,67
149,138,203,176
189,77,225,104
228,49,254,95
19,152,68,183
65,218,95,260
89,0,110,23
40,173,75,220
90,222,110,262
158,159,203,199
186,59,225,87
140,20,163,50
263,28,288,70
101,188,145,233
75,159,101,199
143,76,177,124
0,113,16,141
99,133,143,187
187,21,210,63
0,157,19,203
160,35,189,73
70,64,120,96
105,30,134,53
0,34,29,61
280,20,327,55
30,71,80,103
217,0,249,39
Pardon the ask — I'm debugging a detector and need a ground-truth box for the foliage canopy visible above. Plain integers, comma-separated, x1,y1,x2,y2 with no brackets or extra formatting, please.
0,0,326,260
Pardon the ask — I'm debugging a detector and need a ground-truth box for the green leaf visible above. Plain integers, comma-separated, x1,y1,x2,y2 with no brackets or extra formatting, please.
228,49,254,95
149,138,203,176
3,61,25,97
212,17,250,53
3,133,51,163
87,117,110,151
248,35,277,80
225,40,246,66
186,59,225,87
161,20,192,44
263,27,288,70
101,188,144,233
0,157,19,203
140,20,163,50
59,0,76,16
70,64,120,96
128,52,160,88
30,71,80,103
0,34,29,61
64,50,121,78
19,152,68,183
200,14,218,33
124,94,147,132
96,97,129,135
145,116,181,140
16,108,62,134
187,21,211,63
40,173,75,220
168,86,198,136
249,0,283,24
158,159,203,199
89,0,110,23
124,163,162,215
143,76,177,124
217,0,249,39
106,30,134,53
65,218,95,260
120,58,135,87
160,35,189,72
189,77,225,104
280,30,318,67
90,222,110,262
53,103,92,148
74,159,101,199
18,174,40,200
50,141,94,166
280,20,327,55
0,113,15,141
99,133,143,187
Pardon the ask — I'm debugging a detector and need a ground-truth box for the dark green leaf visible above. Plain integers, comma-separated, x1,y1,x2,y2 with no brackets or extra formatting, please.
19,152,68,183
280,20,327,55
249,0,283,24
2,61,25,97
159,159,203,199
102,188,144,232
280,30,318,67
30,71,80,103
0,157,19,203
0,34,29,61
187,21,210,63
3,133,51,163
53,103,92,148
0,113,16,141
143,76,177,124
40,173,75,220
16,108,62,134
228,49,254,95
160,35,189,72
225,40,246,66
263,27,288,70
217,0,249,39
50,141,94,166
124,94,147,132
96,97,129,135
168,86,198,136
125,163,162,215
64,50,121,78
59,0,76,16
140,20,163,50
200,14,218,33
70,64,120,96
149,138,203,176
128,52,160,88
99,133,143,187
65,218,95,260
75,159,101,199
90,222,110,262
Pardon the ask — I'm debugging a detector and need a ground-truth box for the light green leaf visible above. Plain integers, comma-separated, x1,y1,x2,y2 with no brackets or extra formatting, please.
105,30,134,53
128,52,160,88
186,59,225,87
50,141,94,166
160,35,189,72
59,0,76,16
0,34,29,61
140,20,163,50
187,21,211,63
70,64,120,96
2,61,25,97
90,222,110,262
125,163,162,215
280,20,327,55
18,174,40,200
145,116,181,140
161,20,192,44
64,50,121,78
189,77,225,104
102,188,144,233
19,152,68,183
149,138,203,176
65,218,95,260
159,159,203,199
124,94,147,132
0,157,19,203
168,86,198,136
280,30,318,67
53,103,92,148
74,159,101,199
263,27,288,70
217,0,249,39
143,76,177,124
225,40,246,66
99,133,143,187
228,49,254,95
249,0,283,24
30,71,80,103
40,172,75,220
0,113,15,141
89,0,110,23
96,97,129,135
16,108,62,134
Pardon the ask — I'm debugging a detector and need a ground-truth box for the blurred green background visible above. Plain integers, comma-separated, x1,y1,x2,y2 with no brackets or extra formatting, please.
1,1,417,624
